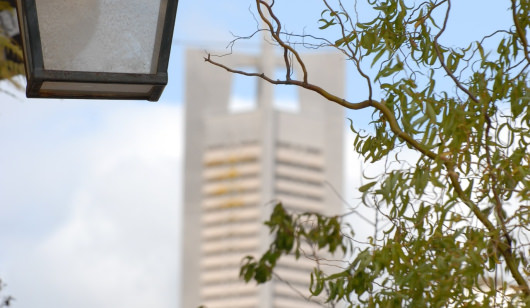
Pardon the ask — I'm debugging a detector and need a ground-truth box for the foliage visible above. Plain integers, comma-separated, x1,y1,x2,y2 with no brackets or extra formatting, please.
0,0,24,81
0,280,12,307
207,0,530,307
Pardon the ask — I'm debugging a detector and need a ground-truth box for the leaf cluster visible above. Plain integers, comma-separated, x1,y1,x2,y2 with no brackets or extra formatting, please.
240,203,350,284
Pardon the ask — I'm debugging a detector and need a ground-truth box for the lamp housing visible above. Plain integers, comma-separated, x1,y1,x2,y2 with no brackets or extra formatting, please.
15,0,178,101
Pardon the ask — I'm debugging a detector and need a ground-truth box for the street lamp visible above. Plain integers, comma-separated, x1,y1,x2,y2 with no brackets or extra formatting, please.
14,0,178,101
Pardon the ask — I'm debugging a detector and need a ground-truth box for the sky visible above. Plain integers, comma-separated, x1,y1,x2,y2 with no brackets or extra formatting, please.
0,1,511,308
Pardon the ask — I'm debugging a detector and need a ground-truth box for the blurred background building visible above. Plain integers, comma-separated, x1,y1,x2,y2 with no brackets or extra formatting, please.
181,44,345,308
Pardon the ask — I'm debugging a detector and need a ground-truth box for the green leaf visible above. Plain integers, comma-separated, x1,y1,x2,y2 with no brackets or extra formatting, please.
359,181,377,192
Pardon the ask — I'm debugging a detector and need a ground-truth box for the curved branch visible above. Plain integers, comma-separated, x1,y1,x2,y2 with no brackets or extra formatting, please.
322,0,374,101
432,0,481,106
205,54,369,110
256,0,309,83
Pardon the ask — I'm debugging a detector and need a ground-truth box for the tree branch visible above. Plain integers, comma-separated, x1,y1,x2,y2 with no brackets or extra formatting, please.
205,54,371,110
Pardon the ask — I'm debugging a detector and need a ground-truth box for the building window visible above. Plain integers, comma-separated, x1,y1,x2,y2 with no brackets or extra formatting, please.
229,67,258,113
273,67,299,113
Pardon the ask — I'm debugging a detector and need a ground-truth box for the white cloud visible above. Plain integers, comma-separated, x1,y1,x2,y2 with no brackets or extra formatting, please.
0,87,182,308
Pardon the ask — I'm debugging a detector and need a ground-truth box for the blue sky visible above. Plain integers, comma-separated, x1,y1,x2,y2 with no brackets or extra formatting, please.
0,1,511,307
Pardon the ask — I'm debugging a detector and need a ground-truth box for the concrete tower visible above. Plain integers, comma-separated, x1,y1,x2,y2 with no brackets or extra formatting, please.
181,45,345,308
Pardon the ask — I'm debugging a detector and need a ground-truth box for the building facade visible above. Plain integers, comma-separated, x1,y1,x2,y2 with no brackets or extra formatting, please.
182,46,345,308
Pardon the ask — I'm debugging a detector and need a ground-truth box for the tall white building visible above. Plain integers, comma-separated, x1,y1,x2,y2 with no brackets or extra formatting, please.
181,45,345,308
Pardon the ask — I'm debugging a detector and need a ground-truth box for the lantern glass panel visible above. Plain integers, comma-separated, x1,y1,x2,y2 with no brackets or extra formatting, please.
34,0,167,74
